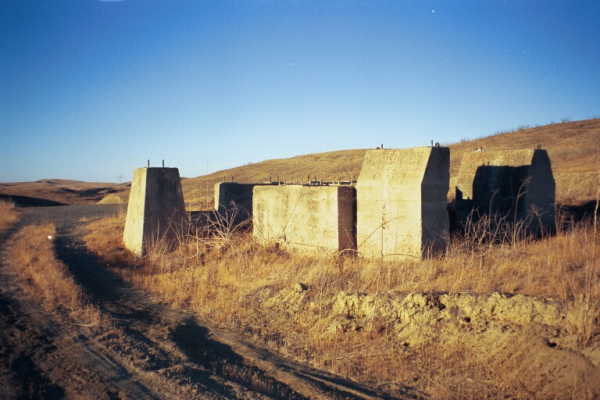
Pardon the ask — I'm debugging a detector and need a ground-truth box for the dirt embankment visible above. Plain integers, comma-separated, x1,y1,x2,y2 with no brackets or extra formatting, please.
232,284,599,399
273,287,600,392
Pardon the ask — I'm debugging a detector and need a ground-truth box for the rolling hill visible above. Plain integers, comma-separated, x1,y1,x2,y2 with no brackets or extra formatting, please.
0,179,129,206
180,118,600,208
2,118,599,208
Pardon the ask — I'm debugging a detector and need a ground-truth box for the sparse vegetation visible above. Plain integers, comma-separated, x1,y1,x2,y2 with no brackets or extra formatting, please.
83,213,600,400
0,200,19,231
7,223,101,325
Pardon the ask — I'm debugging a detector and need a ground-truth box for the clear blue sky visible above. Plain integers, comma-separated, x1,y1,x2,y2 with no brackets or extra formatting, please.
2,0,600,182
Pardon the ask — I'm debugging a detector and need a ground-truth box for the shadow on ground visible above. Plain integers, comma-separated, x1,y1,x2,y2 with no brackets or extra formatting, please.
53,230,312,399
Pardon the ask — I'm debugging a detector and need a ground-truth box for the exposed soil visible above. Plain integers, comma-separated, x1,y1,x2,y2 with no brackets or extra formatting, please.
0,205,414,399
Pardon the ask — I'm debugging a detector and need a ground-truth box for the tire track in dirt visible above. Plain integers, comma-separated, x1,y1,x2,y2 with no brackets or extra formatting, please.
0,214,67,399
54,227,395,399
0,293,66,400
0,205,164,399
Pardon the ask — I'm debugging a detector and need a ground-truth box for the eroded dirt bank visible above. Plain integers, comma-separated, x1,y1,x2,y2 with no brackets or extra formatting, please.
0,205,415,399
264,286,600,395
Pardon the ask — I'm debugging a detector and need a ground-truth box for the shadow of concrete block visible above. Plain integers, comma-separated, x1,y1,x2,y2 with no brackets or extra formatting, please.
454,149,555,234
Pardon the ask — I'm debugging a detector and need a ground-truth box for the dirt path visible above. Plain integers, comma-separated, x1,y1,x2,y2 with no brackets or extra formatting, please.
0,205,420,400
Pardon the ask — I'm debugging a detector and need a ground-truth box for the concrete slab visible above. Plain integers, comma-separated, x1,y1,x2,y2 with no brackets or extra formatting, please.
356,147,449,260
253,185,356,254
123,167,186,256
455,149,555,231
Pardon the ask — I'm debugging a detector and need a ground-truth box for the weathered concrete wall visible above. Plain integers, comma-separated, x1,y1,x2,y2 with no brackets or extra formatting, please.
356,147,449,260
253,185,356,253
123,168,186,256
455,149,555,231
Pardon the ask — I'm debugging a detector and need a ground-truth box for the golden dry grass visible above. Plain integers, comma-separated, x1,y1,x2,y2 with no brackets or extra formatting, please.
84,215,600,312
8,223,101,324
83,215,600,399
0,200,19,231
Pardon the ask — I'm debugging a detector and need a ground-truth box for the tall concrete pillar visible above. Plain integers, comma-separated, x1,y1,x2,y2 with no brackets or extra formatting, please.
356,147,450,260
123,167,186,256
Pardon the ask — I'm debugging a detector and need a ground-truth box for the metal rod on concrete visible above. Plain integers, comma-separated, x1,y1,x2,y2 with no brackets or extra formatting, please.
162,160,165,168
147,160,150,168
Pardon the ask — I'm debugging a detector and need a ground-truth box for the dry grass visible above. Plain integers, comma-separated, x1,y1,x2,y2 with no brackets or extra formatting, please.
0,200,19,231
83,214,600,399
8,223,101,325
87,215,600,312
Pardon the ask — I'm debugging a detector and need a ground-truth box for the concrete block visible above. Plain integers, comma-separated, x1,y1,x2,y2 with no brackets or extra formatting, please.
214,182,257,218
123,167,186,256
455,149,555,231
253,185,356,253
356,147,449,260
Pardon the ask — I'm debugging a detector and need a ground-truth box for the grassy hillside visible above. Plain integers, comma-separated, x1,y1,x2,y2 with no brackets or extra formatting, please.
181,149,367,209
449,118,600,203
182,118,600,208
3,118,598,208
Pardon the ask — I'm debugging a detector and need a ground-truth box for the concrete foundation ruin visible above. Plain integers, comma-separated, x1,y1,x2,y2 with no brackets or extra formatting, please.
127,146,554,261
123,167,186,256
253,185,356,253
356,147,450,260
455,149,555,233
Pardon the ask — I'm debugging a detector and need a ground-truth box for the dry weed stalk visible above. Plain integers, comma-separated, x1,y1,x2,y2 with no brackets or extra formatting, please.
206,206,250,248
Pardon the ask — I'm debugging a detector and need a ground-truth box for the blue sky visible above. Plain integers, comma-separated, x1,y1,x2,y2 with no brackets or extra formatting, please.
1,0,600,182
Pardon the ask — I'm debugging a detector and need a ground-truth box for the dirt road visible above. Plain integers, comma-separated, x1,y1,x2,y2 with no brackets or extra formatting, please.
0,205,419,400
